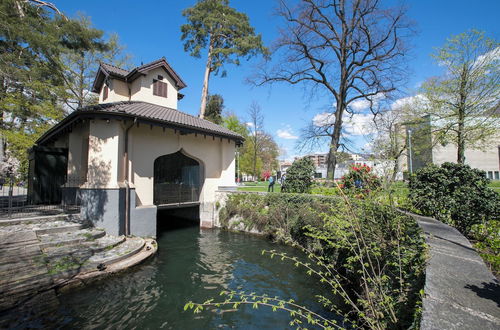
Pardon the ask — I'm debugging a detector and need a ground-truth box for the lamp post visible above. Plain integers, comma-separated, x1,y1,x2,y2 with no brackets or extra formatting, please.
408,129,413,174
236,150,240,184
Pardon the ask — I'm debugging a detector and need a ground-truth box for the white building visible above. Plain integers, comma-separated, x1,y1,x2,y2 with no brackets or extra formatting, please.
33,58,243,237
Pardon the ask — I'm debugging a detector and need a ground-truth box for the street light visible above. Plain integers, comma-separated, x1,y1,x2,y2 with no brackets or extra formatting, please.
408,129,413,174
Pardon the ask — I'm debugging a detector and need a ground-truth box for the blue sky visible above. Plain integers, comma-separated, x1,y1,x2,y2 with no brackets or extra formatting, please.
56,0,499,160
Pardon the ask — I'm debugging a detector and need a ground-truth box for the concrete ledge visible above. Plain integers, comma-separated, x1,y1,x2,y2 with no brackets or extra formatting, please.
407,213,500,329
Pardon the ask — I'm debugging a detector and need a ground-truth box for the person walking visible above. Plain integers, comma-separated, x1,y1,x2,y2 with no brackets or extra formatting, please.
267,175,275,192
280,174,286,192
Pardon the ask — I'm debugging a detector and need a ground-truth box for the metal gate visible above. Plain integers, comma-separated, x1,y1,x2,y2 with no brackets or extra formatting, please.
153,151,200,206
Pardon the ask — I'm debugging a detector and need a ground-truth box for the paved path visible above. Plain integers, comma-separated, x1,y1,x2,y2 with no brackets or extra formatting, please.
409,213,500,329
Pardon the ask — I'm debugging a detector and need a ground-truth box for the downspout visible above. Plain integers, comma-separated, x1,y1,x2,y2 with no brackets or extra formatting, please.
123,118,137,236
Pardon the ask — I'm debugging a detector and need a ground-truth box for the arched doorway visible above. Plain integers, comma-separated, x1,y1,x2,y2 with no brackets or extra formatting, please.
153,150,201,206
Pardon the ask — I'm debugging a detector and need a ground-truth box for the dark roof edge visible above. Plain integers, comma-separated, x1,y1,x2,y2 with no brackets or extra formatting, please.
36,110,244,146
91,58,187,93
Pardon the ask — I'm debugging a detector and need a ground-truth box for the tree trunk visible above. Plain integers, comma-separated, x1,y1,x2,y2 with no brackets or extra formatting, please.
457,64,468,164
326,103,344,180
199,35,214,119
457,109,465,164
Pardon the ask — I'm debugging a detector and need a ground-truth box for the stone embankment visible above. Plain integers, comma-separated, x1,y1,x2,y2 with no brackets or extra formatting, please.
409,213,500,329
0,213,156,326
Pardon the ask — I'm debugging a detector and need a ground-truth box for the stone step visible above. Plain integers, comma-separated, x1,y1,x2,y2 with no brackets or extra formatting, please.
0,213,81,227
82,237,145,272
43,235,126,259
0,231,39,251
38,228,106,249
0,220,85,236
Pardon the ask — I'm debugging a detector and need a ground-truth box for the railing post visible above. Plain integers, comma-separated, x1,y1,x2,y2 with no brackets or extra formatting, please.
8,180,13,219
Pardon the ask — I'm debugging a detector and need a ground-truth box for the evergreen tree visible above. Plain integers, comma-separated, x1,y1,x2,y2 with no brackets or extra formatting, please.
61,15,133,111
181,0,268,118
205,94,224,124
0,0,108,176
284,157,315,193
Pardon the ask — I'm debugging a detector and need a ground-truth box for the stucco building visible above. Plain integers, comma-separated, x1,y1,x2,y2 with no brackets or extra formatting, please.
405,115,500,179
34,58,243,237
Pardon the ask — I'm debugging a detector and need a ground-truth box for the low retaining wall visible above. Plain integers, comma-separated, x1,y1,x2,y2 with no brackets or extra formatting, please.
213,191,500,328
407,213,500,329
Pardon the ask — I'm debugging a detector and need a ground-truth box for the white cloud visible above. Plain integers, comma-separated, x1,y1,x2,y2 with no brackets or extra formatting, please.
312,112,376,136
276,128,298,140
474,46,500,69
246,122,254,127
349,93,385,111
313,112,335,126
343,114,377,135
391,94,425,111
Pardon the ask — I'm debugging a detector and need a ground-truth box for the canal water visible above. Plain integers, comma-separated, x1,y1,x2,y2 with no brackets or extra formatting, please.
21,218,335,329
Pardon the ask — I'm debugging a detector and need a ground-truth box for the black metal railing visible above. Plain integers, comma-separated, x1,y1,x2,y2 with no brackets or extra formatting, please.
0,179,81,219
154,183,200,205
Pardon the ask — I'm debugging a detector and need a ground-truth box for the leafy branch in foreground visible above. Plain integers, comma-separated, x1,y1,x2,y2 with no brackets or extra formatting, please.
187,188,426,329
184,290,345,329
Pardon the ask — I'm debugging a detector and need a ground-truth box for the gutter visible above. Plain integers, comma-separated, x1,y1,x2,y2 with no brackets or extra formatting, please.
123,118,137,236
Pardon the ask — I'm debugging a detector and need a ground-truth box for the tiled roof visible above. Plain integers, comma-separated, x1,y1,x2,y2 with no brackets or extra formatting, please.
37,101,244,144
93,58,187,93
100,62,130,78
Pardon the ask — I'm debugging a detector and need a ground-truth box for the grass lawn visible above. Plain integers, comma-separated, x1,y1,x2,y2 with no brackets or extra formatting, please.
238,181,282,192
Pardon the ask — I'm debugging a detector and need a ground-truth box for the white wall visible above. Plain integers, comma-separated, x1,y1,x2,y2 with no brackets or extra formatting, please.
129,124,235,206
99,67,179,109
99,79,129,103
432,136,500,173
85,120,123,189
130,67,178,109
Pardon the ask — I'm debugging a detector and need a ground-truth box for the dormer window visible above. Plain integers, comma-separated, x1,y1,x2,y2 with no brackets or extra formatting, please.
153,79,167,98
103,85,108,101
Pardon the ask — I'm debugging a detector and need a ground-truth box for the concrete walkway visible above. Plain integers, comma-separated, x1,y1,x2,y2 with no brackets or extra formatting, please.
409,213,500,329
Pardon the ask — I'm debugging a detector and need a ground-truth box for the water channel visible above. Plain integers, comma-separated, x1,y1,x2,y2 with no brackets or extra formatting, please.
18,218,336,329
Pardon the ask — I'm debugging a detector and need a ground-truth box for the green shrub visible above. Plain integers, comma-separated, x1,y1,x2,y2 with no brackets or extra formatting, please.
470,220,500,274
283,157,315,193
340,163,381,195
409,162,500,234
216,192,426,328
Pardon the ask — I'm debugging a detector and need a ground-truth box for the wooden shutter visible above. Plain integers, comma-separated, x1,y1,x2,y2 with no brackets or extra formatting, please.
103,85,108,101
153,79,168,98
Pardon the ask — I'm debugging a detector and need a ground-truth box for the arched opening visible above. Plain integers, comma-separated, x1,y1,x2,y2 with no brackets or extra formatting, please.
153,150,201,206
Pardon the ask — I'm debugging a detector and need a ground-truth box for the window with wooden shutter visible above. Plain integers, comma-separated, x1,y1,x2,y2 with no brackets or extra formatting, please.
153,79,168,98
103,85,108,101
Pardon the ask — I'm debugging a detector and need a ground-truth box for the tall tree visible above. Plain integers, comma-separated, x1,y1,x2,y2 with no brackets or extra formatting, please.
370,103,414,182
205,94,224,124
181,0,268,118
61,15,132,111
420,30,500,164
247,102,265,180
255,0,413,179
0,0,107,176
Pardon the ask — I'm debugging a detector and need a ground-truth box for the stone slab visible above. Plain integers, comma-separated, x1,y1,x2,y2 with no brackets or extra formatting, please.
409,213,500,329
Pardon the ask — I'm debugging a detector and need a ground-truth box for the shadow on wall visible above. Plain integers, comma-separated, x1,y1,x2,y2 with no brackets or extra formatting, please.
81,136,112,224
465,281,500,308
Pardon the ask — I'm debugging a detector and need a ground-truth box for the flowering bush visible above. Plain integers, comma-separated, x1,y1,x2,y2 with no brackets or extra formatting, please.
340,163,381,194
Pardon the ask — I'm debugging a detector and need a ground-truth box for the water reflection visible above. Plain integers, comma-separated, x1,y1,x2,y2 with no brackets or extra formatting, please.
5,219,334,329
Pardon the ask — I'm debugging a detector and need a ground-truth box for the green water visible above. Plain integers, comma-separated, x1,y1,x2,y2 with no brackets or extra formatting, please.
27,219,336,329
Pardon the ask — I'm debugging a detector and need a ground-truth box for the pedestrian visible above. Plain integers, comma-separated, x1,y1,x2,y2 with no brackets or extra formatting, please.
268,175,275,192
280,174,286,192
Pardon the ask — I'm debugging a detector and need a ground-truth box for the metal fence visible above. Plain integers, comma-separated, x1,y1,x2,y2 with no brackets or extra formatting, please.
0,181,80,219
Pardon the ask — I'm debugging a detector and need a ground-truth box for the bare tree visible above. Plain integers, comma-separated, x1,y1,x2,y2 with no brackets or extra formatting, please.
254,0,413,179
247,101,264,180
370,104,413,182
